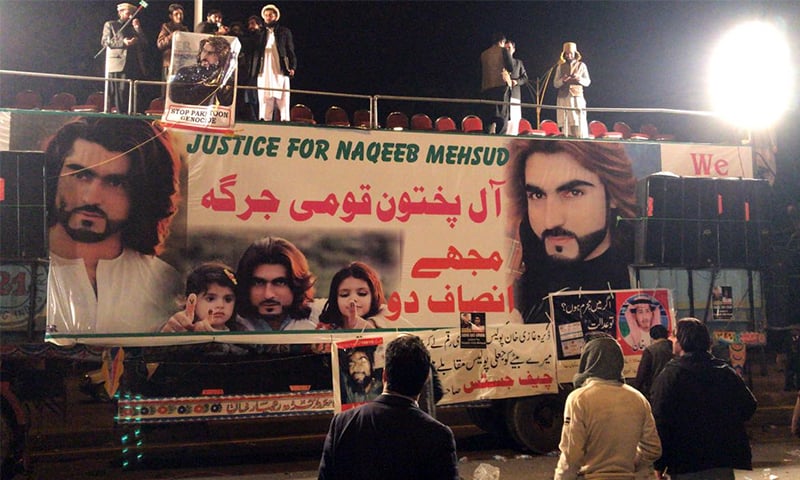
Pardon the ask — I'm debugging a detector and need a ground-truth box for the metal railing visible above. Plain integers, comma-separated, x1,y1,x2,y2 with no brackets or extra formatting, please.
2,69,735,142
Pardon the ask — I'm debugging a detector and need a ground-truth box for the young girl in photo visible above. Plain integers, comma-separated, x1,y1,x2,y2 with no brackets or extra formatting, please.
319,261,388,330
160,262,238,333
182,262,238,332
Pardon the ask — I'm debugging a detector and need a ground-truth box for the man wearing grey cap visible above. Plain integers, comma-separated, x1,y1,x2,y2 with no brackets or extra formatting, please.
101,2,148,114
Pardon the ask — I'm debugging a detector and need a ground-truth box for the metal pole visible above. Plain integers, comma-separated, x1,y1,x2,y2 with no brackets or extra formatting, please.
194,0,203,31
104,53,110,113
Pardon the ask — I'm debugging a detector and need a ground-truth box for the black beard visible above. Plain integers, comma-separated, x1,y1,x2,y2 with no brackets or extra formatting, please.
265,21,277,28
541,226,608,264
57,203,124,244
349,374,370,392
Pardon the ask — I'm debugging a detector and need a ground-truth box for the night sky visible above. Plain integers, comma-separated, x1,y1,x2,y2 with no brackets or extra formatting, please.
1,0,799,179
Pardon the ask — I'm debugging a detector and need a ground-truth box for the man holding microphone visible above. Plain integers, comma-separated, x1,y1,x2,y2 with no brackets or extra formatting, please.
101,2,148,114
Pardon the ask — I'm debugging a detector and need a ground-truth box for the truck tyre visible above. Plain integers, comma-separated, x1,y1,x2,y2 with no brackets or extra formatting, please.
466,404,506,436
1,402,19,480
504,394,564,454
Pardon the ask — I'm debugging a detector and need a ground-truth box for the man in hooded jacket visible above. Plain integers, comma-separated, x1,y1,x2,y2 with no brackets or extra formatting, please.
554,335,661,480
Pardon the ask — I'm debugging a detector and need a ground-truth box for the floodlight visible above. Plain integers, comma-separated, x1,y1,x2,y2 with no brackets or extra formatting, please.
708,21,794,130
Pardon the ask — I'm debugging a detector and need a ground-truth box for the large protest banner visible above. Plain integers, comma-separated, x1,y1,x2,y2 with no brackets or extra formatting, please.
0,111,755,347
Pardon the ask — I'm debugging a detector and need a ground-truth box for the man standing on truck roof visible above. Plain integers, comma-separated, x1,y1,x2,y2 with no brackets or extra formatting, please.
248,4,296,122
45,117,182,337
480,32,513,134
505,139,637,323
553,41,591,138
101,2,148,114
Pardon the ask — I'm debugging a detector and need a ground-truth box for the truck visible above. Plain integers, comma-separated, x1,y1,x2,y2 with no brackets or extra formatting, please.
0,78,782,477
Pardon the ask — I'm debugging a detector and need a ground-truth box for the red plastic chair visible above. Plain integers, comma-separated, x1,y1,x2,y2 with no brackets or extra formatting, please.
144,97,165,116
640,124,659,139
435,116,457,132
325,106,350,127
613,121,632,139
519,118,546,136
290,104,316,124
539,119,561,136
353,109,371,128
589,120,622,139
44,92,76,111
72,91,105,112
641,123,675,141
11,89,42,109
461,114,483,133
518,118,532,134
386,111,409,130
410,113,433,131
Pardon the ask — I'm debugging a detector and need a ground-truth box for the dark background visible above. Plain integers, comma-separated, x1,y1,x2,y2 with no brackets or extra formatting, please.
1,0,799,180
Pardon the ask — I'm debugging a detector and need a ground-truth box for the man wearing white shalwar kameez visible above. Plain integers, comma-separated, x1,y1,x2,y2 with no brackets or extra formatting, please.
554,42,591,138
254,4,296,122
258,27,290,121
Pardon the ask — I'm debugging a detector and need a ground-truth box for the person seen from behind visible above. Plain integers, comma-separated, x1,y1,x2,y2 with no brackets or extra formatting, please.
554,335,661,479
650,317,757,480
318,334,459,480
632,324,674,400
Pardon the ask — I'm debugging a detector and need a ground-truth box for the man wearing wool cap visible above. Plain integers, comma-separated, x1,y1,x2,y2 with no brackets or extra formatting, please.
555,335,661,480
553,41,591,138
245,4,297,122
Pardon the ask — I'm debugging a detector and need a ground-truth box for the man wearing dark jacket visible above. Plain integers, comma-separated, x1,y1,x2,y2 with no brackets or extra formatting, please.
502,40,528,135
632,324,673,400
248,4,297,121
318,335,459,480
480,32,513,134
650,318,757,480
195,9,229,35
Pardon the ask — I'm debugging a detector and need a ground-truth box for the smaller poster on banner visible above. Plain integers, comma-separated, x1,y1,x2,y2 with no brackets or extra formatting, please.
712,285,734,320
551,289,674,380
165,32,239,132
426,325,557,405
332,336,388,412
460,311,487,348
616,290,672,355
550,290,617,361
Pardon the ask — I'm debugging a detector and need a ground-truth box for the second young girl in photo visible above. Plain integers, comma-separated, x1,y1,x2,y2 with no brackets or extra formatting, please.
319,261,388,330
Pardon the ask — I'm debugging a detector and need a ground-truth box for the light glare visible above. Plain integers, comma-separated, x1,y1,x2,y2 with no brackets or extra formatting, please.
708,21,794,130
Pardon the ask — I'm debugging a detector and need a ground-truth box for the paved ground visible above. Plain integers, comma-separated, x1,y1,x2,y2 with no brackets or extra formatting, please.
13,350,800,479
178,442,800,480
